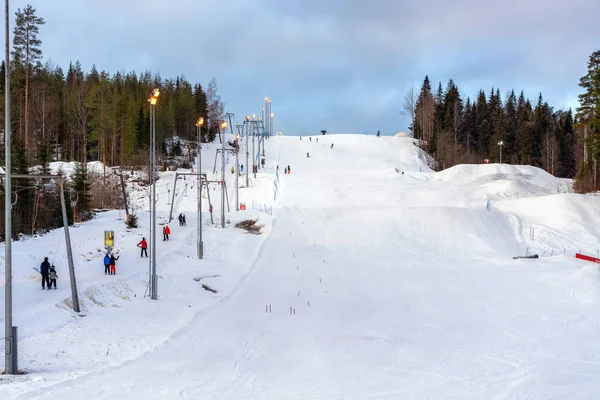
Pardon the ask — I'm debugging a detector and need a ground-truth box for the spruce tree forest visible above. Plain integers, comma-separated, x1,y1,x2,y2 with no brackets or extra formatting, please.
0,5,226,240
406,49,600,194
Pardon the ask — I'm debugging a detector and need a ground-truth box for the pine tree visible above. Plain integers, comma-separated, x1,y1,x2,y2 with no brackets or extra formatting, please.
503,90,518,162
72,162,92,221
194,83,209,142
475,90,489,155
414,75,434,142
555,110,576,178
576,50,600,167
12,5,45,153
516,93,534,164
135,102,149,148
11,137,32,238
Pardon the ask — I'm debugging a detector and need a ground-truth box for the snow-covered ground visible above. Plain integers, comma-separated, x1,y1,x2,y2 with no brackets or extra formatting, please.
2,133,600,399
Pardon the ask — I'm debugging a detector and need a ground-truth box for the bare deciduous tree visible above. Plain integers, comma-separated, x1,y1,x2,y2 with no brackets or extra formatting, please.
401,84,417,135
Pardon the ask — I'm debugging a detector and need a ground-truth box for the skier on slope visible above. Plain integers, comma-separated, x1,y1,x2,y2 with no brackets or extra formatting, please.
182,214,186,226
39,257,51,289
48,266,58,290
137,237,148,258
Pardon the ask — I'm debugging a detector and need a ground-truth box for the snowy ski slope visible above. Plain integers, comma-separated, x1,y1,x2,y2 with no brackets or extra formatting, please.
2,133,600,399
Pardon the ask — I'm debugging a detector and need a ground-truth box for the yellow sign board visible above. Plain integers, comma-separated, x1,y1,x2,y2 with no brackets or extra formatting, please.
104,230,114,247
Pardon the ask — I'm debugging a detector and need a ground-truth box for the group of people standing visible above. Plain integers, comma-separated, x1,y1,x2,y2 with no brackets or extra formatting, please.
103,252,120,275
178,213,187,226
39,257,58,290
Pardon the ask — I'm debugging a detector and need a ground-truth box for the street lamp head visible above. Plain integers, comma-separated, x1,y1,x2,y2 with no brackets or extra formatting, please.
221,121,228,129
252,114,256,120
246,116,250,121
265,97,269,101
271,113,274,118
149,88,160,105
196,117,204,127
498,141,504,145
235,134,240,140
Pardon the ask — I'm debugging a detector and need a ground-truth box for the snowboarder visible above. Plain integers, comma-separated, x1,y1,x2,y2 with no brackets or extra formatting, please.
109,253,119,275
300,136,302,141
231,166,235,174
316,138,318,143
330,143,334,149
376,130,380,137
48,266,58,290
182,214,186,226
163,225,171,241
287,165,291,174
40,257,51,289
306,152,310,158
309,137,312,142
284,167,288,174
104,253,111,274
240,164,244,173
137,237,148,258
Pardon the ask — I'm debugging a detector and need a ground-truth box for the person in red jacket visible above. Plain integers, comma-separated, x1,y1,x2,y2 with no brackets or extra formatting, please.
137,237,148,258
163,225,171,241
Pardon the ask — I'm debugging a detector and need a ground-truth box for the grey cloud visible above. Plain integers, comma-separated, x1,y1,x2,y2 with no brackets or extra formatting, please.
3,0,599,135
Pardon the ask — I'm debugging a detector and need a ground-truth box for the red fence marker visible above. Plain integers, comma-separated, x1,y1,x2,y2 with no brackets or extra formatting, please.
576,253,600,264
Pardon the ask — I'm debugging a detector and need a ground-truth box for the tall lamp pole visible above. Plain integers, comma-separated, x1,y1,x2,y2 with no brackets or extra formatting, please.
149,88,160,300
245,116,250,187
234,133,240,211
195,117,204,259
498,140,504,164
4,0,17,375
252,115,257,178
220,120,227,228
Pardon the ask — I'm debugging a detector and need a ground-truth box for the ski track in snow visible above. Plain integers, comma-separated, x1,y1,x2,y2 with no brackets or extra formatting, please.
3,134,600,399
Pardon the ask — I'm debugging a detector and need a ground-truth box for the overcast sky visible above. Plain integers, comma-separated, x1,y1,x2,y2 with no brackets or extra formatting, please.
3,0,599,135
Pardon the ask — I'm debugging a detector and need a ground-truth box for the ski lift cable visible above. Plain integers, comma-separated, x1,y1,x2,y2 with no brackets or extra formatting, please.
52,231,64,266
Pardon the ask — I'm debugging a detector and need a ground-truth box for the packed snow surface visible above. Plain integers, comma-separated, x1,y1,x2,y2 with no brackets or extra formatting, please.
2,133,600,399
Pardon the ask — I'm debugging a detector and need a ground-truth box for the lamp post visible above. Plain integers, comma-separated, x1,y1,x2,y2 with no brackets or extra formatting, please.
5,0,17,375
268,100,272,137
149,88,160,300
498,140,504,164
271,112,274,138
264,97,269,138
235,133,240,211
245,116,250,187
195,117,204,259
252,115,256,178
220,120,227,228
